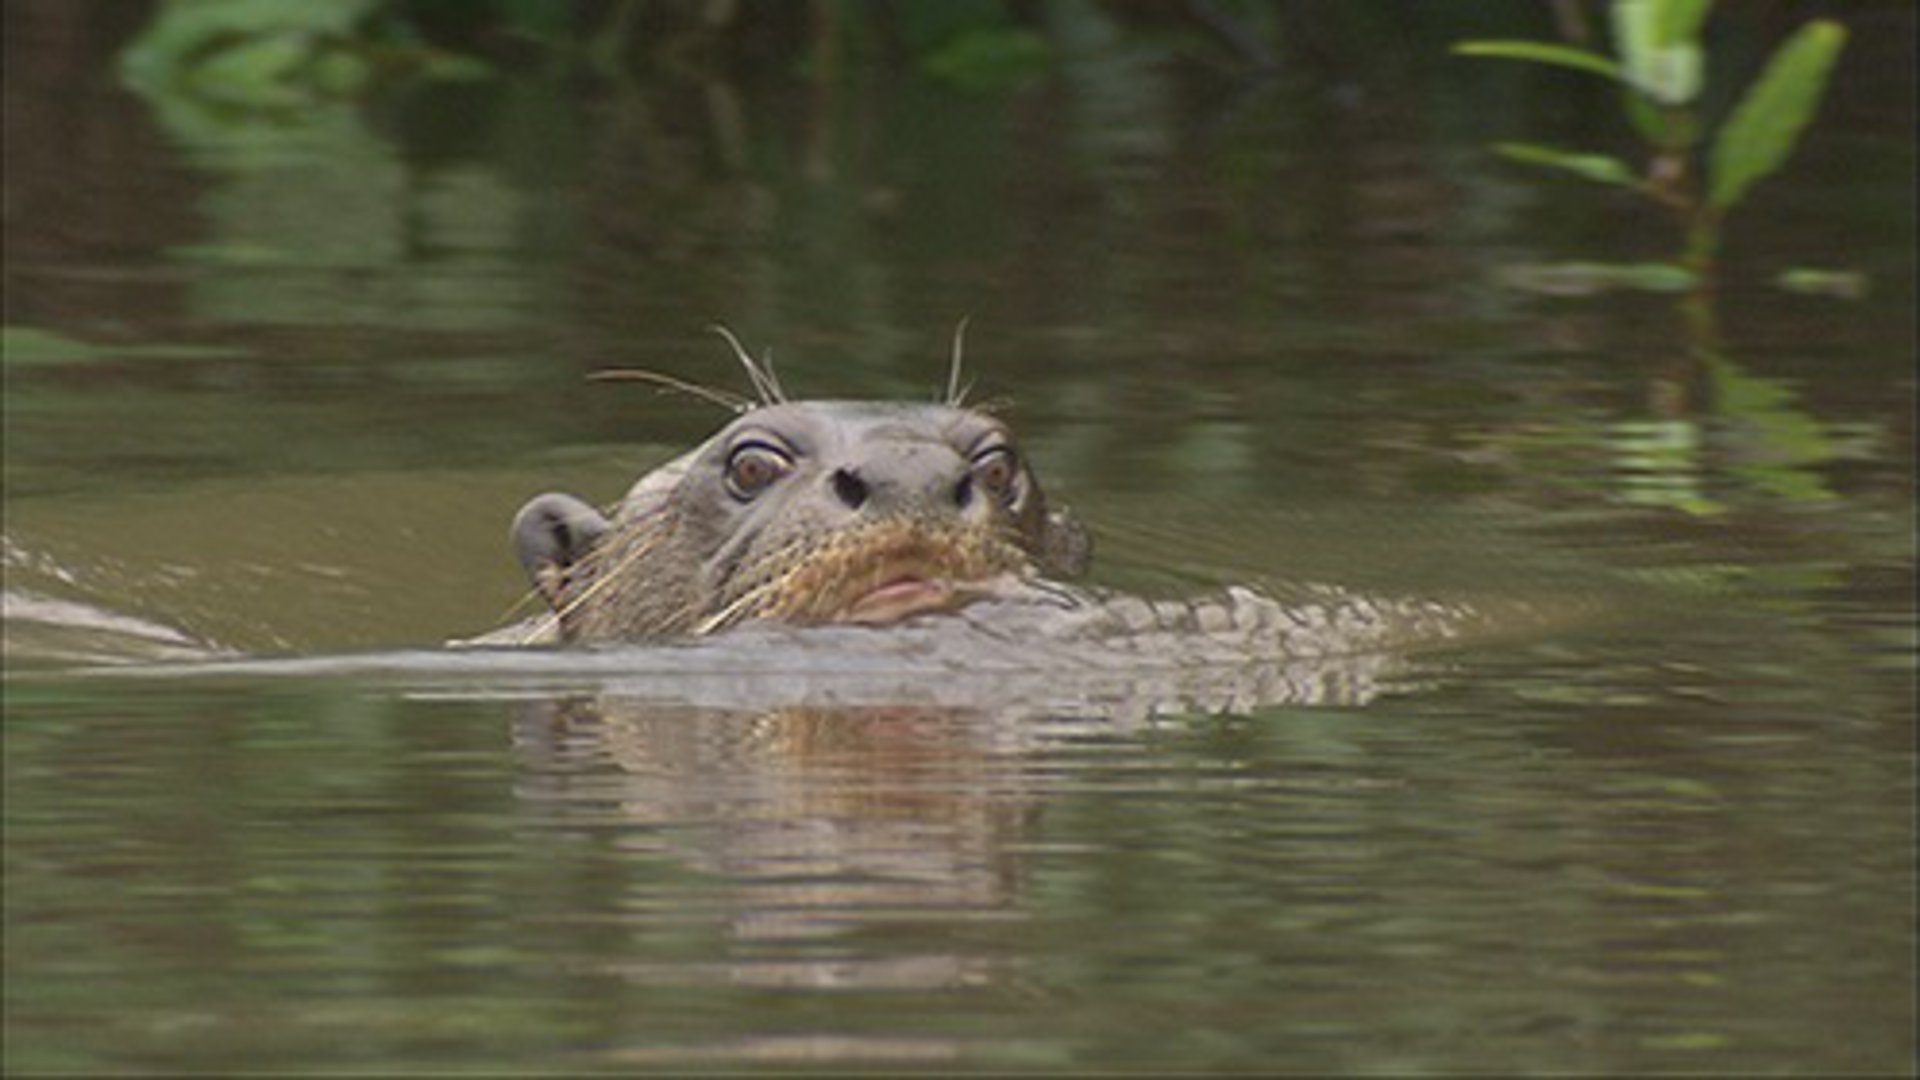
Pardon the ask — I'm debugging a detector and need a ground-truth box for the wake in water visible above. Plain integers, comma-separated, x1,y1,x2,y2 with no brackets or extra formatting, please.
2,535,227,667
1,590,227,667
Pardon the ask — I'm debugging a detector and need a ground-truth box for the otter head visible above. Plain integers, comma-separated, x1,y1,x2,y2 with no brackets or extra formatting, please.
512,401,1091,642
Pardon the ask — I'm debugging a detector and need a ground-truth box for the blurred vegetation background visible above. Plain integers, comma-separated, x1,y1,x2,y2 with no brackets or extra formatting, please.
4,0,1911,561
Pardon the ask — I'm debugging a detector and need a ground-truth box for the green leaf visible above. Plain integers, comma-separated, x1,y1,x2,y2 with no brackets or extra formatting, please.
1708,20,1847,210
1773,267,1869,299
1621,89,1701,150
1612,0,1703,105
1496,261,1699,296
1493,142,1637,186
1654,0,1714,48
309,50,373,96
1622,87,1674,143
1450,41,1623,82
187,33,312,108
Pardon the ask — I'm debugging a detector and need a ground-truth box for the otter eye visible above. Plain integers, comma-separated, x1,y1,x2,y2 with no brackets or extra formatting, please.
970,445,1022,508
724,441,793,501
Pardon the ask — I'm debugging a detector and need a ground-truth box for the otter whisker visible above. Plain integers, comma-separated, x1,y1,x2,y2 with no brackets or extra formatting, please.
517,612,563,646
588,369,754,414
549,524,671,632
693,576,782,636
493,587,549,627
758,346,788,404
486,586,573,646
945,315,972,407
709,324,786,406
698,537,813,632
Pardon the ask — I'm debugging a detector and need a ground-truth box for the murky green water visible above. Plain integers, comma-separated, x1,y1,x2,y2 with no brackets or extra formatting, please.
5,3,1914,1074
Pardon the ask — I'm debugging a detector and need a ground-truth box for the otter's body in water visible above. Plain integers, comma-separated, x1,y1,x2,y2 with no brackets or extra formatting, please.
510,400,1094,644
499,390,1496,669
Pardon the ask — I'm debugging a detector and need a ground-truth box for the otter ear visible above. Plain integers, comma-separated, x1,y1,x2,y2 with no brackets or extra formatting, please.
1039,506,1093,579
511,494,610,607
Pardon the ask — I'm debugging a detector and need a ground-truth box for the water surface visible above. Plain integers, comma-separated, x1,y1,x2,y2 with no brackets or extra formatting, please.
4,3,1914,1073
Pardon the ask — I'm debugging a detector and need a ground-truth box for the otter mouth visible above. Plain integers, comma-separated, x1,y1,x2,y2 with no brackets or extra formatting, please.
797,545,1011,627
841,575,962,625
705,518,1031,634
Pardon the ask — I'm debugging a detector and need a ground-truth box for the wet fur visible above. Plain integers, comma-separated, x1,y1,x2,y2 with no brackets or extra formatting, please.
515,330,1087,645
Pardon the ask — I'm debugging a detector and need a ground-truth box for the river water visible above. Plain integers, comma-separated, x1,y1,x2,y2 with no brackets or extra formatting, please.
4,3,1914,1074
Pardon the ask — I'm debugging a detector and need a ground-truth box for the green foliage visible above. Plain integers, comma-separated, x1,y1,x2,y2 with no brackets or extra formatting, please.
1492,143,1636,186
1620,87,1697,150
1449,41,1623,82
120,0,488,115
1773,268,1869,300
1705,354,1842,504
1707,20,1848,211
121,0,385,109
489,0,579,43
1455,0,1850,294
1652,0,1715,47
1611,0,1705,105
894,0,1023,51
1496,261,1699,297
922,28,1051,90
887,0,1053,90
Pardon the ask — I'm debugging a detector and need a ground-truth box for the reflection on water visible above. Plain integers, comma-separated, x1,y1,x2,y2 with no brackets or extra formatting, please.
4,0,1914,1073
7,600,1912,1073
520,701,1035,993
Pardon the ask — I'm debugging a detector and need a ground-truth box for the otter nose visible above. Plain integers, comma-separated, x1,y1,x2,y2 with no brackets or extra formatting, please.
827,441,972,515
830,467,869,509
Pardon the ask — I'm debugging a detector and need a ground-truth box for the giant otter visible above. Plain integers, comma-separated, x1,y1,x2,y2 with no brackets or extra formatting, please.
492,331,1499,669
512,398,1093,643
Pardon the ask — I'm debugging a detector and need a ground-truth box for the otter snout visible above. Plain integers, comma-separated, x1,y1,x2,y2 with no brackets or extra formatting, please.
820,439,979,521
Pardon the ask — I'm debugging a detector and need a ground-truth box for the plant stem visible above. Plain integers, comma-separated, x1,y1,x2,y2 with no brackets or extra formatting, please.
1682,206,1722,289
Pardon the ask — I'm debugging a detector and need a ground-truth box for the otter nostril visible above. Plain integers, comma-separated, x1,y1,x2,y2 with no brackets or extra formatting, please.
953,474,975,509
831,468,869,510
